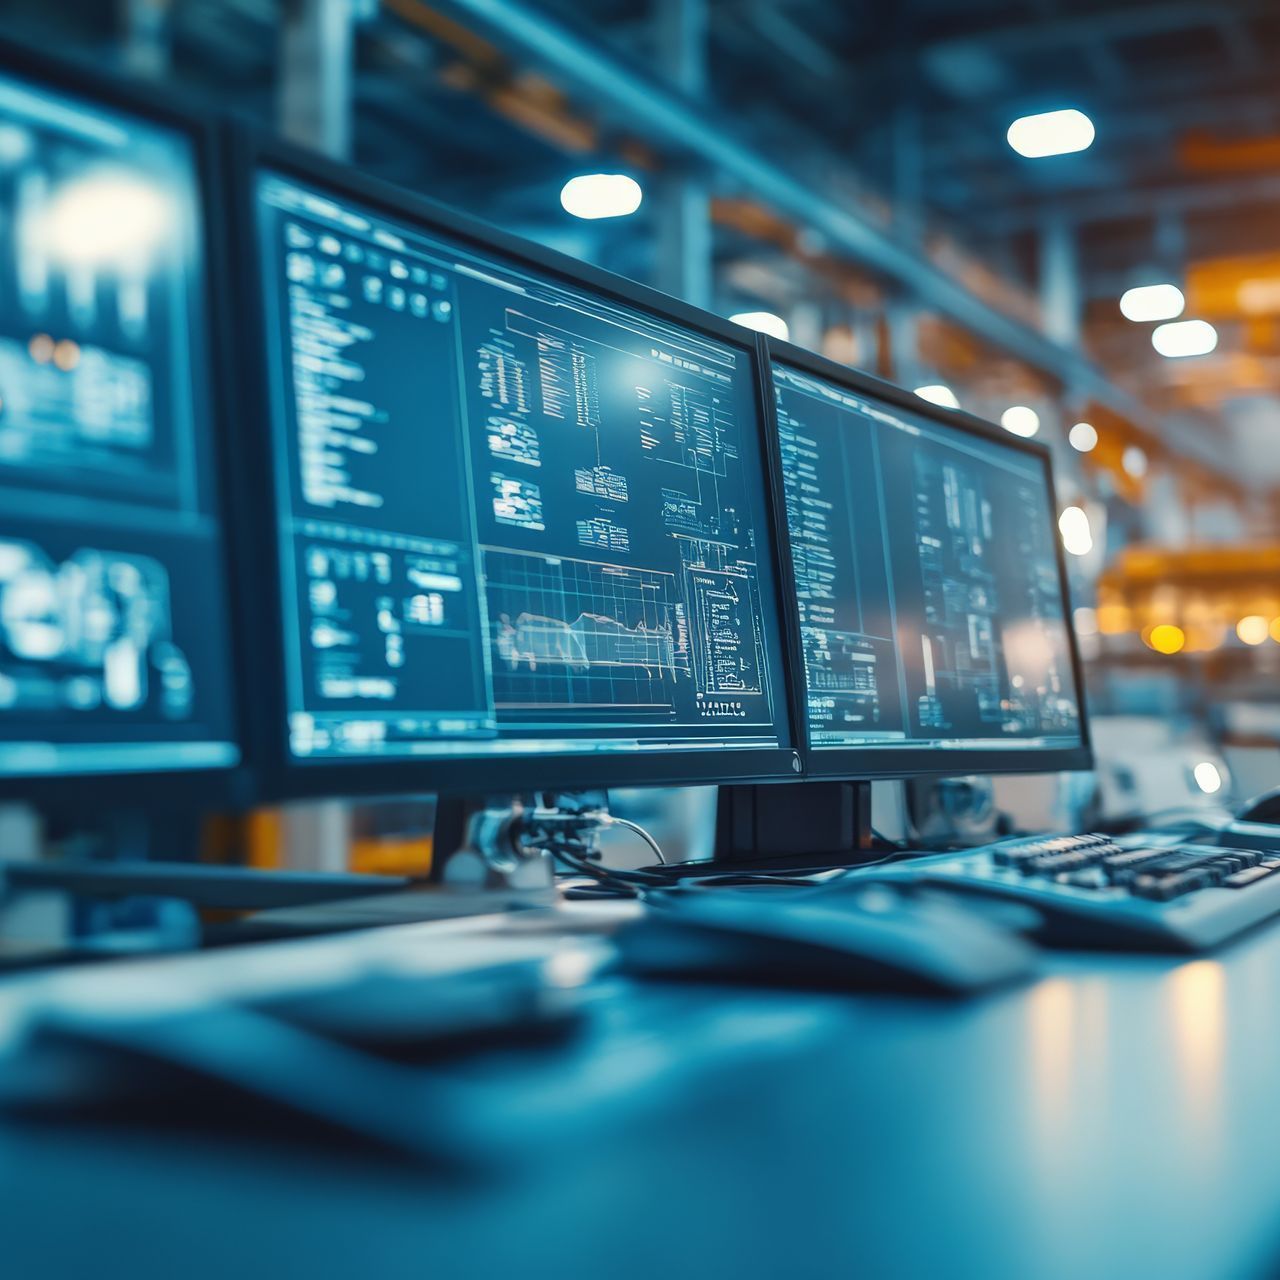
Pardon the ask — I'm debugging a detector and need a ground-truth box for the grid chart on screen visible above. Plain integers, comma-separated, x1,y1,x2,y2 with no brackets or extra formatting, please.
484,546,687,712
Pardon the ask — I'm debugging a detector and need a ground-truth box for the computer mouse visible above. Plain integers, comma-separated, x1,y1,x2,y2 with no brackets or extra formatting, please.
613,883,1037,996
1237,788,1280,826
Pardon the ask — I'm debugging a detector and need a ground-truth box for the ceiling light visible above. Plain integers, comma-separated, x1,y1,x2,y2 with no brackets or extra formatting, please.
1006,109,1095,158
728,311,789,341
1001,405,1040,438
1152,319,1217,358
1146,624,1185,655
1068,421,1098,452
1121,445,1148,478
914,384,959,409
1237,615,1270,646
559,173,643,220
1058,506,1093,557
1192,761,1224,795
1119,283,1184,323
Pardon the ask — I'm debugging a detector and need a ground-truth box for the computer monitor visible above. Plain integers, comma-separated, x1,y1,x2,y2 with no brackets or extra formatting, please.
0,46,241,801
764,340,1091,779
230,141,799,798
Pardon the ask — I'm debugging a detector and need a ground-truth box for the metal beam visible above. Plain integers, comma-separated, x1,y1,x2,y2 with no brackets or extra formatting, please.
923,0,1270,61
1040,212,1080,348
279,0,358,159
412,0,1234,479
652,0,712,309
118,0,173,78
983,170,1280,234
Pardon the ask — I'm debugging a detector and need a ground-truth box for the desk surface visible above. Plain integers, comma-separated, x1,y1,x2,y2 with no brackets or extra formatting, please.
2,906,1279,1280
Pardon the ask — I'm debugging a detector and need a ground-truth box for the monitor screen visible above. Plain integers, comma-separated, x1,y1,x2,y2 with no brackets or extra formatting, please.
253,172,791,764
771,360,1083,756
0,69,238,778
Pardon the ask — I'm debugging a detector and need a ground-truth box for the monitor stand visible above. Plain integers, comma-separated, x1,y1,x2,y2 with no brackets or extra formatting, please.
668,780,883,876
436,785,886,881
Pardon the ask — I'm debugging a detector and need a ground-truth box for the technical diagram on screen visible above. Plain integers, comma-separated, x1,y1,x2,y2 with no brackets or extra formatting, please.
0,67,237,777
255,174,790,762
771,361,1082,754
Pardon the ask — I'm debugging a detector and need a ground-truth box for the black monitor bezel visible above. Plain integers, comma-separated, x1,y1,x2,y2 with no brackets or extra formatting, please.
222,130,803,801
0,38,252,810
759,335,1093,781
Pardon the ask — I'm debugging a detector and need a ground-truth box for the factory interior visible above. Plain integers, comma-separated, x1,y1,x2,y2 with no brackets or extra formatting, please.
3,2,1280,1277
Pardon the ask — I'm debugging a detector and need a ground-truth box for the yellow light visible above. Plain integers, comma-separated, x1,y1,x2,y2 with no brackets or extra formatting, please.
53,339,80,371
1237,615,1269,646
1146,624,1186,655
28,333,54,364
1270,616,1280,644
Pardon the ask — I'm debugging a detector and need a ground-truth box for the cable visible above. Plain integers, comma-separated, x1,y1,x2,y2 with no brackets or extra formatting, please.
661,845,927,891
533,805,924,899
599,814,667,864
547,842,650,897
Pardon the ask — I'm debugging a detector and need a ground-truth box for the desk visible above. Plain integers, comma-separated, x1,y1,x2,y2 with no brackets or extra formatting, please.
2,911,1279,1280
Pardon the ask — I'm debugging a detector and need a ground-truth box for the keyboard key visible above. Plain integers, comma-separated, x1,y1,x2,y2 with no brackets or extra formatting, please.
920,832,1280,949
1131,869,1214,901
1026,849,1111,875
1222,865,1275,889
993,833,1113,867
1059,869,1109,890
1101,848,1174,882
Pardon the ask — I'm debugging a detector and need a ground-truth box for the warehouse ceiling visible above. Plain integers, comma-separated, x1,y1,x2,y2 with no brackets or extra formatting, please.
5,0,1280,498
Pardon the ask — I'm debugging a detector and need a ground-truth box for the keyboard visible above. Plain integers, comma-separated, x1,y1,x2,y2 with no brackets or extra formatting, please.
864,831,1280,952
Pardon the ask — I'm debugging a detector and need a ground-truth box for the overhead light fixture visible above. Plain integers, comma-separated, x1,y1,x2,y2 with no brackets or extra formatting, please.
728,311,789,341
1192,761,1224,795
559,173,643,220
1006,108,1095,158
1001,405,1040,438
914,384,959,409
1119,283,1184,323
1152,319,1217,358
1068,421,1098,452
1058,506,1093,557
1121,445,1148,478
1237,615,1270,646
1145,623,1185,655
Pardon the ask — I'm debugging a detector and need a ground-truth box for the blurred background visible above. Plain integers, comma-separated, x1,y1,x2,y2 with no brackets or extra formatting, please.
7,0,1278,861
